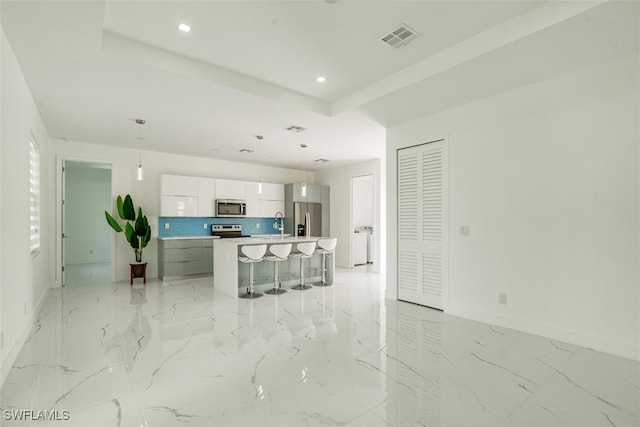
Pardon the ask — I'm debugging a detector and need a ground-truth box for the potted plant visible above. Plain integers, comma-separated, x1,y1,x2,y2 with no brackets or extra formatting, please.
105,194,151,283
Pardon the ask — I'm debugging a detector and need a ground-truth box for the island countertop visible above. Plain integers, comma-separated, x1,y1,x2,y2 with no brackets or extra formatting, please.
217,235,325,245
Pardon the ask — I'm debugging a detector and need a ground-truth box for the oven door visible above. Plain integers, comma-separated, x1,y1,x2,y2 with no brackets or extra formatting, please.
215,200,246,217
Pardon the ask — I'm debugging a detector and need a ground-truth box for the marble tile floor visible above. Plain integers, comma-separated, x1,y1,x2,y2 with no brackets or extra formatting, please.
63,263,112,286
1,268,638,426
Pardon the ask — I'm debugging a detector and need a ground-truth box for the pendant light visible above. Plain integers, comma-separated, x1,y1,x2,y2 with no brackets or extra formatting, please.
300,144,307,197
135,119,145,181
301,163,307,197
137,154,144,181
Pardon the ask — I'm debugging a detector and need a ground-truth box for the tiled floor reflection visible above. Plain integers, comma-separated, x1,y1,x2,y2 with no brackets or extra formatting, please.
1,267,638,426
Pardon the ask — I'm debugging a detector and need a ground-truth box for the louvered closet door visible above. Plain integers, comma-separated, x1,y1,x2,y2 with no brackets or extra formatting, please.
397,140,447,309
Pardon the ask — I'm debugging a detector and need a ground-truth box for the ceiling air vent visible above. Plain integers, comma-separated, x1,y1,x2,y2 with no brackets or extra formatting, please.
380,23,420,48
285,125,306,133
239,148,254,153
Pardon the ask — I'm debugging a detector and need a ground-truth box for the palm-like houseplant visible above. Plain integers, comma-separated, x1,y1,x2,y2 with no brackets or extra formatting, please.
105,194,151,263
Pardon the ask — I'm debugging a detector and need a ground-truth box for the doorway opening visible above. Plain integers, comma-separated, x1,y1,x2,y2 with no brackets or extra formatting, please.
351,174,375,269
62,161,112,285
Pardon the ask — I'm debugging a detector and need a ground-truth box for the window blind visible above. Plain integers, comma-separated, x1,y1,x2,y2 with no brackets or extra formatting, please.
29,139,40,253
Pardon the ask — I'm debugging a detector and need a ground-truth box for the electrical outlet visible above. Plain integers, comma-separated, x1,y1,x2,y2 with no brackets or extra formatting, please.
460,225,471,236
203,223,208,230
499,293,508,305
164,223,170,230
256,223,260,229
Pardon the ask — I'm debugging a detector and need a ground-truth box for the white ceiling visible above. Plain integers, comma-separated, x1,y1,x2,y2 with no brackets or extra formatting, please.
1,0,637,170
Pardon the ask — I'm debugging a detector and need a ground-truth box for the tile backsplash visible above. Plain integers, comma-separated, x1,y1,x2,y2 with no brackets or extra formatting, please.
158,216,280,237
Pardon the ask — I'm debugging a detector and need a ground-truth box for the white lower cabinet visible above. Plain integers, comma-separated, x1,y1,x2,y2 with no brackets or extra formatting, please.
161,196,198,217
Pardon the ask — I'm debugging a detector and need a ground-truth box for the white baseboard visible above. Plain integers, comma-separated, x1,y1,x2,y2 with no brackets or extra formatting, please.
0,286,51,388
446,302,640,362
65,258,110,265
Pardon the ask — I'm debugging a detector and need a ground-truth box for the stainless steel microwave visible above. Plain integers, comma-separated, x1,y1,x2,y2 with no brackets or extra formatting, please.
215,199,246,217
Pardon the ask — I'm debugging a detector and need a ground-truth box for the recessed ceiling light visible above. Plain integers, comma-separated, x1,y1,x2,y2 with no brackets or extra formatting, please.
316,76,327,83
178,23,191,33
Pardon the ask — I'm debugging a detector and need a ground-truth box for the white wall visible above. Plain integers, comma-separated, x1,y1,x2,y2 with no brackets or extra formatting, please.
65,163,111,264
316,159,386,274
387,55,639,360
1,28,52,385
49,139,316,284
353,176,375,229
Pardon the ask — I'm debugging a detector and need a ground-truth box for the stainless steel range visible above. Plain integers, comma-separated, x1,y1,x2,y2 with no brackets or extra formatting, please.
211,224,250,238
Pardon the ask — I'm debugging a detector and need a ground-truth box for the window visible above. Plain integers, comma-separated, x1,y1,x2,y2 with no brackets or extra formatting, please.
29,138,40,253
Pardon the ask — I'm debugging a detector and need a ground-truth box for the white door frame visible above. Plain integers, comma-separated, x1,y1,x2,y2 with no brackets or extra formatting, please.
54,155,114,287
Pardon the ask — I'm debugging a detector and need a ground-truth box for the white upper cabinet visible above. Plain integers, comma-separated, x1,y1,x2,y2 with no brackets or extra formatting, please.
259,200,285,218
160,176,284,218
161,196,198,217
197,177,215,217
245,181,260,217
260,183,284,201
215,179,247,200
257,182,284,217
161,174,198,197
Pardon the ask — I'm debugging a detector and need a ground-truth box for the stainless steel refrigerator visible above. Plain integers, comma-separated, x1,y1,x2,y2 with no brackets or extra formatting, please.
294,202,322,237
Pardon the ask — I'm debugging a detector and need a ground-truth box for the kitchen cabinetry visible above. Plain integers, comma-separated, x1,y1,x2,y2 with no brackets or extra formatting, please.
161,174,198,197
197,177,215,217
245,181,260,217
159,175,285,218
260,183,284,201
215,179,246,200
158,238,215,279
161,174,199,216
259,182,284,217
259,200,284,218
289,183,321,203
161,196,198,217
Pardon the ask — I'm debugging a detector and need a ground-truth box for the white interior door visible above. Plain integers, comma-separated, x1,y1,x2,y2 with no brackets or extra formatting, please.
397,140,448,309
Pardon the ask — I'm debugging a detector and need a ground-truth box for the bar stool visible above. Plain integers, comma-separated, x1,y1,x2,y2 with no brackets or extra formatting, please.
264,243,292,295
290,241,317,291
313,238,337,287
238,244,267,299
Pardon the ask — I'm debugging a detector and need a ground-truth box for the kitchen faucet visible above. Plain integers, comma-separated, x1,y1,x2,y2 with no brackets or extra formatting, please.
275,212,284,239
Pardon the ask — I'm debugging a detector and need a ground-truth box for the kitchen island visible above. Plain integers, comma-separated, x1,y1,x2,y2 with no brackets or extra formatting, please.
213,236,335,297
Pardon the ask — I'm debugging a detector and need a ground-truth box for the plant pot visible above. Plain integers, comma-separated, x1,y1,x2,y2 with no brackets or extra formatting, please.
130,262,147,285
